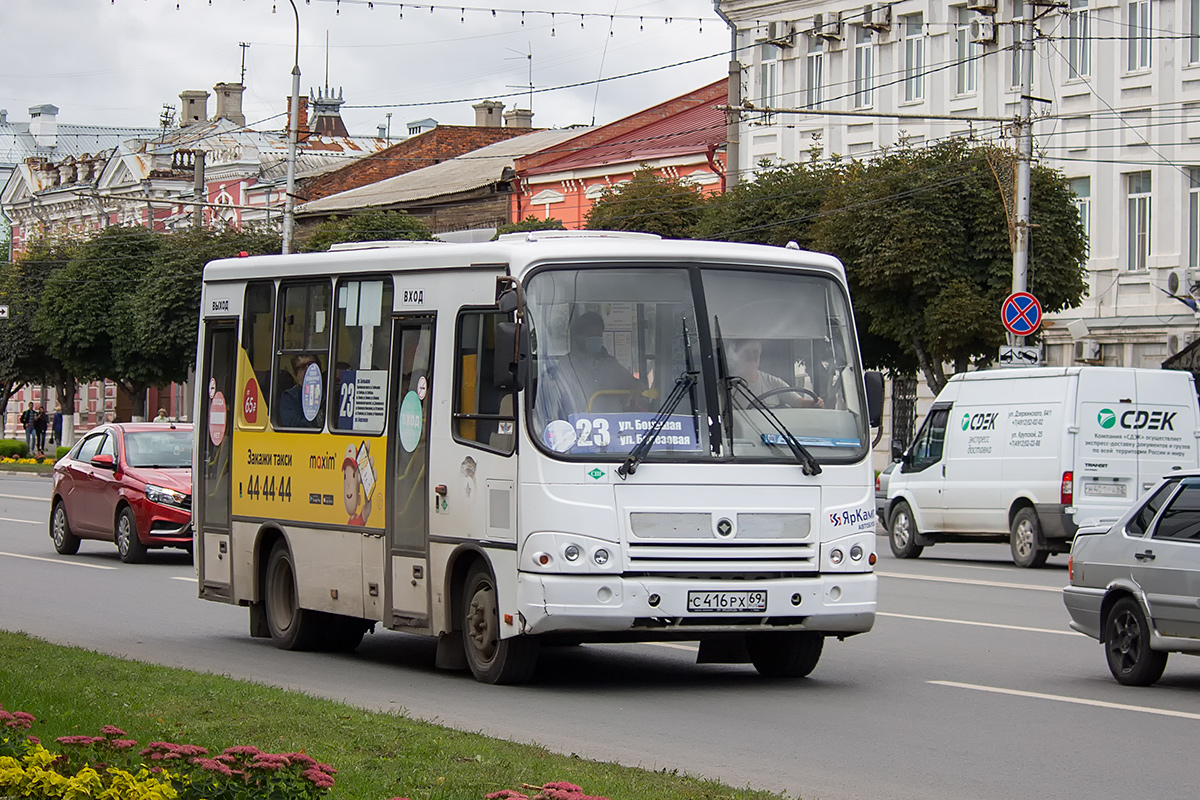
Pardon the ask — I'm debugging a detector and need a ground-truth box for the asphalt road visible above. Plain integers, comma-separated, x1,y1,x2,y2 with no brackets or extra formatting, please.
3,471,1199,800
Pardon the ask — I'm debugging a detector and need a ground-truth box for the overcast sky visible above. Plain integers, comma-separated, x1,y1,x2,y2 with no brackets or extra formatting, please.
3,0,730,137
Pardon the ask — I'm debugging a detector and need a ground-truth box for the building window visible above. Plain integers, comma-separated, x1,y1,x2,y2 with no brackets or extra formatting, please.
956,7,979,94
1127,171,1152,271
1192,0,1199,64
1069,177,1091,252
904,14,925,102
1068,0,1090,78
806,36,825,109
758,43,778,121
1127,0,1151,71
1190,169,1200,270
854,27,874,108
1011,0,1025,87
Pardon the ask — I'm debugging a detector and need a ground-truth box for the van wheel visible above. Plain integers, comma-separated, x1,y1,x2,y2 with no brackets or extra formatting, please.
888,502,923,559
1010,508,1048,568
1104,596,1167,686
747,632,824,678
461,563,539,684
264,541,325,651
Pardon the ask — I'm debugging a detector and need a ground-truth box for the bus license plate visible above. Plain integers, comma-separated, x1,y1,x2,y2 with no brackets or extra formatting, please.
1083,483,1126,498
687,590,767,613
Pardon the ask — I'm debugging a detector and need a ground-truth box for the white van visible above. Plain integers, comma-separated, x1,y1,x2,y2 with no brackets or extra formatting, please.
884,367,1200,567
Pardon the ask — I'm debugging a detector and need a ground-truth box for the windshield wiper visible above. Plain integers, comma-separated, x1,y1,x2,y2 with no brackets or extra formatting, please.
618,318,700,479
713,317,821,477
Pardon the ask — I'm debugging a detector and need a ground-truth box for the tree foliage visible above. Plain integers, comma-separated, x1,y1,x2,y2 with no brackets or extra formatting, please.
584,166,708,238
298,209,433,252
494,215,565,238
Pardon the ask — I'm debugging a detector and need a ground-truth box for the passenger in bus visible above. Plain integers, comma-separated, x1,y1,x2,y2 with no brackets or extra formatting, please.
551,311,646,416
726,339,823,409
279,354,324,428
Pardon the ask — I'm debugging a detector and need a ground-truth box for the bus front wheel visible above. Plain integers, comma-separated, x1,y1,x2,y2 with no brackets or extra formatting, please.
461,563,539,684
264,541,326,651
747,631,824,678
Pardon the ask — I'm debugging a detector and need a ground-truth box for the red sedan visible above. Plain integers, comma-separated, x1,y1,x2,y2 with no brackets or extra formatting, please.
50,423,193,563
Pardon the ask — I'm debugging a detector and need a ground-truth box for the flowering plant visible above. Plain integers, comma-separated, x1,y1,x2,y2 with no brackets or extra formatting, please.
486,781,611,800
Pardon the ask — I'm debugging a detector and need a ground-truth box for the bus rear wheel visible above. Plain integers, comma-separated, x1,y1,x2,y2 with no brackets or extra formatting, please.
747,631,824,678
264,541,326,651
461,563,539,684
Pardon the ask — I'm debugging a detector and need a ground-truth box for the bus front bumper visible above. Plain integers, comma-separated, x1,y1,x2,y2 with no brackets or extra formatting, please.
515,572,876,636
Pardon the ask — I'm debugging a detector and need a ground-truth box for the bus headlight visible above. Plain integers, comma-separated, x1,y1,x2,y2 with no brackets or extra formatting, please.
593,548,609,565
522,532,618,573
564,544,581,562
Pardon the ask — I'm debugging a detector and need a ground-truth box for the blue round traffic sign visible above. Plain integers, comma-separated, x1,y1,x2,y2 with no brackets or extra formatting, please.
1002,292,1042,336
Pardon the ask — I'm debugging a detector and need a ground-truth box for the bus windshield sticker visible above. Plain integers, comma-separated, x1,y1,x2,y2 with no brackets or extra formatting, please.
399,391,423,452
571,413,700,454
543,419,577,452
760,433,861,448
337,369,388,432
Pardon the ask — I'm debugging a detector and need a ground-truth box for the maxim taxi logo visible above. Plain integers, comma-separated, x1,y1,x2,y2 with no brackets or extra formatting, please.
1097,408,1116,429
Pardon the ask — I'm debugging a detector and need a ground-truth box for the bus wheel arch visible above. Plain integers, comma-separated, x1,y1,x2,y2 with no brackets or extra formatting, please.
248,524,286,638
457,558,539,684
262,536,325,650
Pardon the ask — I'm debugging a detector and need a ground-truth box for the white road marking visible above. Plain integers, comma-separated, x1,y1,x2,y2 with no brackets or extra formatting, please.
0,551,117,570
641,642,698,652
880,611,1082,636
0,494,50,503
171,576,197,583
931,681,1200,721
877,571,1061,593
0,517,41,525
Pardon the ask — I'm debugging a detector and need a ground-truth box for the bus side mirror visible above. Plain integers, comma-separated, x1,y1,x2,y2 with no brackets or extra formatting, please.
496,288,519,314
864,371,884,428
494,321,530,391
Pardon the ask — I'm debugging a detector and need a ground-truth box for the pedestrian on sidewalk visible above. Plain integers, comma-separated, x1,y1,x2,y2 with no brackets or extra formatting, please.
52,406,63,447
33,406,49,455
19,403,36,455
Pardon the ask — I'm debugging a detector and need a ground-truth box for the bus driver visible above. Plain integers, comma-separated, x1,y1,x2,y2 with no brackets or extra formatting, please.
548,311,646,417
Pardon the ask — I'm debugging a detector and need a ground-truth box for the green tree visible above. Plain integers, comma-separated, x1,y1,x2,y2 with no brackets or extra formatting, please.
494,215,565,238
136,225,280,385
298,209,433,252
37,226,162,418
810,140,1087,393
692,159,832,250
584,166,708,238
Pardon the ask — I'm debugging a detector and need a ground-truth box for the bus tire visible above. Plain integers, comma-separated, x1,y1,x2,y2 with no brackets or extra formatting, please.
747,631,824,678
264,541,325,651
461,563,539,684
322,615,367,653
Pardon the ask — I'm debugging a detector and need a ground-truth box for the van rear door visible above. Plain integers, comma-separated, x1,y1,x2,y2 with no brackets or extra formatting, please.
1132,370,1198,493
1074,369,1139,522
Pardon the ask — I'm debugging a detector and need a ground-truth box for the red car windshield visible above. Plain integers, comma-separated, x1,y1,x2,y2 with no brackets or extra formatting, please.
124,430,192,468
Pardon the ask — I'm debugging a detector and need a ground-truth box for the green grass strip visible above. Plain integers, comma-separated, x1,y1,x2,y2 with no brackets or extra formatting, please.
0,631,786,800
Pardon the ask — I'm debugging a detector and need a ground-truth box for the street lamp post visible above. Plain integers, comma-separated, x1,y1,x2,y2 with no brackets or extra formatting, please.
282,0,300,255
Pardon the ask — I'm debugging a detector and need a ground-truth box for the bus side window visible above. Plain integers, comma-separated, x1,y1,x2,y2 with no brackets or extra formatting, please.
273,281,332,431
454,310,516,455
243,281,275,419
330,278,393,436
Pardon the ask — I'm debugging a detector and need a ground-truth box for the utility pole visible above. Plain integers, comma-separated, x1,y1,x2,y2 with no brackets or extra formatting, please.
193,150,206,229
239,42,250,84
1012,11,1036,347
282,0,301,255
713,1,740,189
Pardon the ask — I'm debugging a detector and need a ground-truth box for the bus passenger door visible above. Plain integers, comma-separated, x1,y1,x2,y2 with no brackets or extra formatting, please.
197,321,237,597
387,316,434,628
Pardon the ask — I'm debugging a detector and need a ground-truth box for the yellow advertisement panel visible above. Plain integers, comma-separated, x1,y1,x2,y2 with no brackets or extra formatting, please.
229,349,388,530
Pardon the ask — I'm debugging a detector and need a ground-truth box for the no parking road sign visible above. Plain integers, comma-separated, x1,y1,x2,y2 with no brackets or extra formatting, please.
1002,292,1042,336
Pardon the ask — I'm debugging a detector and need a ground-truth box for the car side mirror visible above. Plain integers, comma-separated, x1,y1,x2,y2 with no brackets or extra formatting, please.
493,320,530,392
91,454,116,470
864,371,884,428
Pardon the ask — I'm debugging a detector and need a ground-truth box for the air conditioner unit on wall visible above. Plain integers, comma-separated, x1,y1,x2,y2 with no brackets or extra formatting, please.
813,12,843,41
969,16,996,43
863,4,893,32
1074,340,1102,362
765,20,794,48
967,0,997,12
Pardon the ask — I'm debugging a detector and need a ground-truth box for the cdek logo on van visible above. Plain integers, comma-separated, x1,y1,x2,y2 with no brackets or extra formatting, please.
961,412,998,431
1098,407,1176,431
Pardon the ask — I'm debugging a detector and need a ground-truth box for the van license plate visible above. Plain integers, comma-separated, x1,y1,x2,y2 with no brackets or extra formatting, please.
1084,483,1126,498
687,591,767,613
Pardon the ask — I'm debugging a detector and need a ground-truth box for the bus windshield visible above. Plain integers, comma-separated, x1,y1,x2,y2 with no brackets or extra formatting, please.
526,264,868,463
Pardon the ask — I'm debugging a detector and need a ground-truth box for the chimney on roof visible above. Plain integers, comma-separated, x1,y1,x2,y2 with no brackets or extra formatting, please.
179,90,210,127
28,104,59,149
309,86,349,137
503,108,534,129
213,82,246,126
377,124,387,138
473,100,505,127
287,96,310,134
0,109,7,125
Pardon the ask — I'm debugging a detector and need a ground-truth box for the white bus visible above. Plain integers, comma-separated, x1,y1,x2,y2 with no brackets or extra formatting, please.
193,231,884,684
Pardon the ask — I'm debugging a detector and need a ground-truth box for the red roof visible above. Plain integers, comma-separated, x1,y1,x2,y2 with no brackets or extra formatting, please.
520,80,727,177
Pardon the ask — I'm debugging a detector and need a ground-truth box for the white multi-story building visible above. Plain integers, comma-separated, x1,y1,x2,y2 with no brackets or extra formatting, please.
718,0,1200,371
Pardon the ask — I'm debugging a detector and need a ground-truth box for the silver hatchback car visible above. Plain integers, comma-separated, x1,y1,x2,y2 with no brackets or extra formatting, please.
1063,471,1200,686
